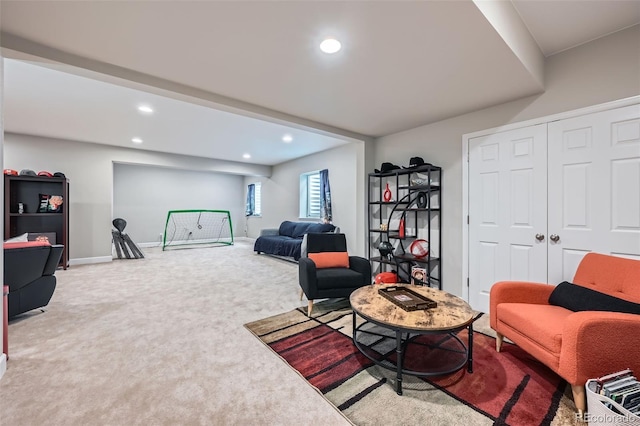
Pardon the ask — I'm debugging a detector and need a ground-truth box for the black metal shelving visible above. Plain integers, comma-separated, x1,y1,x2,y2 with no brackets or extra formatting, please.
367,164,442,288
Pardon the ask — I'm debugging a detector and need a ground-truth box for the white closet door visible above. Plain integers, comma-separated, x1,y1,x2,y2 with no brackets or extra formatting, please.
468,124,547,313
547,104,640,283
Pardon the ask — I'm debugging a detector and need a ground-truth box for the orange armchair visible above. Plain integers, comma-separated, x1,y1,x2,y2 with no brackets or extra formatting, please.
490,253,640,416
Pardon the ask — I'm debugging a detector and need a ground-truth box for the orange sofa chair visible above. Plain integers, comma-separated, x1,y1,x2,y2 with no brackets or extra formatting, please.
490,252,640,416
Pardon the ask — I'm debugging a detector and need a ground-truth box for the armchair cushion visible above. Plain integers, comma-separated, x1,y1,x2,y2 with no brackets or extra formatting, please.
308,252,349,269
549,281,640,314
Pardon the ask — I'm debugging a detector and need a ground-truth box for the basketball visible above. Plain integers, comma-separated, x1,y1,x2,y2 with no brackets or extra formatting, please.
374,271,398,284
409,239,429,258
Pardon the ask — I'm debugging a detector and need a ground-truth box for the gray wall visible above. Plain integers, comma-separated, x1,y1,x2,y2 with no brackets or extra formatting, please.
375,25,640,297
244,142,367,257
4,133,270,262
113,163,244,245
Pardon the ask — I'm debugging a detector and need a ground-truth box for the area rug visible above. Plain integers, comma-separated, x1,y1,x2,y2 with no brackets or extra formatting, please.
245,299,578,426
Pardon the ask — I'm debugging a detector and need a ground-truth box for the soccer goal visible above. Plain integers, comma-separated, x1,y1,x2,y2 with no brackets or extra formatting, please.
162,210,234,250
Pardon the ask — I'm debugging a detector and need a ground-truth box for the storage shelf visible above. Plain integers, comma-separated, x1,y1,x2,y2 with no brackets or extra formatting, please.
5,175,70,269
370,255,440,266
8,212,64,217
368,165,442,289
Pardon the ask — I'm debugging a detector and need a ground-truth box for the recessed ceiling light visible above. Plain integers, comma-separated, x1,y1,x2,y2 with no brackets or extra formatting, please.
131,137,143,144
137,105,154,114
282,134,293,143
320,38,341,54
243,153,251,159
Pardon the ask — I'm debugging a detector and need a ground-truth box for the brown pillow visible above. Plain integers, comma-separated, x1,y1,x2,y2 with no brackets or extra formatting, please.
308,252,349,269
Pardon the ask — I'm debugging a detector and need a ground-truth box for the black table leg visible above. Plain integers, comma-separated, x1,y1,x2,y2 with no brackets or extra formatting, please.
396,330,403,395
467,322,474,373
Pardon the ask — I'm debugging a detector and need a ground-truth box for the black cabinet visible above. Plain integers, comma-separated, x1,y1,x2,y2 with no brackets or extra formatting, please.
368,165,441,288
4,175,69,269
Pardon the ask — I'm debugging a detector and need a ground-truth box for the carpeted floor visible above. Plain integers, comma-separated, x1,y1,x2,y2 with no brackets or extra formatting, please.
245,299,580,426
0,241,350,425
1,240,580,425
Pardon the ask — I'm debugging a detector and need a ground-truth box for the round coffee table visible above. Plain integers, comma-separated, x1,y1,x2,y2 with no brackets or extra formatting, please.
350,284,476,395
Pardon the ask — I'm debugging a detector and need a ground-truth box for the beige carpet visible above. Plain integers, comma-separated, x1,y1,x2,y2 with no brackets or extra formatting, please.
0,241,350,425
1,241,579,425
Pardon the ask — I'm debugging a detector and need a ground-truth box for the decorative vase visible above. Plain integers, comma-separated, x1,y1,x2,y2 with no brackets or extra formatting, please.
399,217,405,238
383,183,392,202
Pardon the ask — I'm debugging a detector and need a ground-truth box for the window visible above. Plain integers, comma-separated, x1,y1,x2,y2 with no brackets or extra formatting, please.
246,182,261,216
300,171,321,218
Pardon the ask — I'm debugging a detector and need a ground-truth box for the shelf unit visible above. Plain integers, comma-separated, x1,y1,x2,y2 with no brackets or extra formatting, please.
4,175,69,269
367,165,441,288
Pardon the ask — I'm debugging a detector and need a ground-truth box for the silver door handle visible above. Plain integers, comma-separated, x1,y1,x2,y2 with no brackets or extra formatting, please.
535,233,545,241
550,234,560,242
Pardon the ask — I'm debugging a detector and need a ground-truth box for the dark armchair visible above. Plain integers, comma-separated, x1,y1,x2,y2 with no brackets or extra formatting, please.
4,241,64,319
298,233,371,316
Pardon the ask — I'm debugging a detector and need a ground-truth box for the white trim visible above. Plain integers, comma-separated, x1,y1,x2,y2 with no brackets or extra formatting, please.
0,353,6,380
69,256,112,266
461,95,640,303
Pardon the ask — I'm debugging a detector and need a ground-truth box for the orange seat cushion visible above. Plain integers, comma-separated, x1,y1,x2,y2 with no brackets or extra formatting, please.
497,303,573,356
308,252,349,269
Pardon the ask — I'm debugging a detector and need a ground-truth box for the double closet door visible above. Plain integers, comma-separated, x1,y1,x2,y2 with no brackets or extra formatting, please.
468,104,640,314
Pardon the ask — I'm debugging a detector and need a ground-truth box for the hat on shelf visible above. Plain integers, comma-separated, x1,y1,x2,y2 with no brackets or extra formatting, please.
374,162,401,173
38,171,53,177
3,169,18,176
19,169,37,176
403,156,433,169
53,172,66,178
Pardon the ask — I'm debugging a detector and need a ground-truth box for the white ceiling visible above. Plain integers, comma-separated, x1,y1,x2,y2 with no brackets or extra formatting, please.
1,1,639,166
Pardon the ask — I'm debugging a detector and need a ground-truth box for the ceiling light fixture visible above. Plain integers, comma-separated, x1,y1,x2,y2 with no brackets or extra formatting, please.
137,105,154,114
131,137,143,144
282,134,293,143
320,38,341,54
243,153,251,159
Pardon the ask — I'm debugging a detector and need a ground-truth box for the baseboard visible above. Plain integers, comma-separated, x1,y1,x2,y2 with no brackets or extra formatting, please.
0,353,6,381
138,242,162,248
69,256,113,266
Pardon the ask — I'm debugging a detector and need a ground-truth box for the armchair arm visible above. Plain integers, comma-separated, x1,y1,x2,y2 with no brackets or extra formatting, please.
43,245,64,275
259,228,279,237
349,256,372,286
298,258,318,299
559,311,640,385
490,281,554,330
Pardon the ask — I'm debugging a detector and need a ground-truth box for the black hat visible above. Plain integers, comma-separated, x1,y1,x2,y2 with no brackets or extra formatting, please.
19,169,37,176
53,172,66,178
403,157,432,169
374,162,401,174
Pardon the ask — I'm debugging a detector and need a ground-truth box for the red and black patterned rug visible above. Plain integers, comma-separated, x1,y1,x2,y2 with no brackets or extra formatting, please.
245,299,577,425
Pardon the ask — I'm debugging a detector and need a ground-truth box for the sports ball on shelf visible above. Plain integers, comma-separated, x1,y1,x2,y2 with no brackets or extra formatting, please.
409,239,429,258
374,271,398,284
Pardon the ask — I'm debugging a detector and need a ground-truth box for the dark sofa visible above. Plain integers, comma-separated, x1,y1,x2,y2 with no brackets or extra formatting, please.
4,241,64,318
254,220,337,261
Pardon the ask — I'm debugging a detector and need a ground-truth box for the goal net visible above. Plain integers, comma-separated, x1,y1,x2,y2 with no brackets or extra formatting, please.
162,210,234,250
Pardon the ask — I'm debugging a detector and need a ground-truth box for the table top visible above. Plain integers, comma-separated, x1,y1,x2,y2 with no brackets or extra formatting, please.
350,284,475,332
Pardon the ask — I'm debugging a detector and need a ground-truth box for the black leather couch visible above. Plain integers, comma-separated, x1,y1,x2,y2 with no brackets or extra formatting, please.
254,220,337,261
4,242,64,319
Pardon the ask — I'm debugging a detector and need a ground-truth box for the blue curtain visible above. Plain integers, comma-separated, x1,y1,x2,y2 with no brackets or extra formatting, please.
319,169,332,223
245,184,255,216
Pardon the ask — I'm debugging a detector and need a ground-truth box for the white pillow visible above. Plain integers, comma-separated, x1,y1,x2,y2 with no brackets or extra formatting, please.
5,233,28,243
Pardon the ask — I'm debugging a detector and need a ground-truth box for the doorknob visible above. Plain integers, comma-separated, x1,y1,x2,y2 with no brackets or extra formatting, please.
550,234,560,242
535,233,545,241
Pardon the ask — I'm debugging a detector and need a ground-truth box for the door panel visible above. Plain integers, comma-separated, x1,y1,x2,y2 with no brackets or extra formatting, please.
468,124,547,313
547,104,640,283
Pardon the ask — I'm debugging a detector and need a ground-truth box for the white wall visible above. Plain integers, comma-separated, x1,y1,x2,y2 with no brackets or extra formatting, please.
0,54,6,379
375,25,640,297
244,142,367,256
4,133,270,262
113,163,244,245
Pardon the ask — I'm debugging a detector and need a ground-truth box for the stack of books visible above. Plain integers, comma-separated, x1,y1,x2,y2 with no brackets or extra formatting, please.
595,369,640,415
